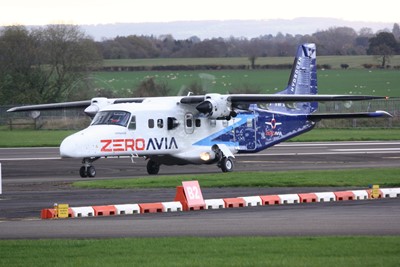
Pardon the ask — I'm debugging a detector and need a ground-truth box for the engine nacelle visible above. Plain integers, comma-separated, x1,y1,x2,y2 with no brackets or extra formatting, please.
84,97,114,117
195,94,232,119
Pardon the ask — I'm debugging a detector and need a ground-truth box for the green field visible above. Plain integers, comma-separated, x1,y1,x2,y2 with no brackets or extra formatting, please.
92,69,400,97
1,237,399,267
103,55,400,69
73,168,400,189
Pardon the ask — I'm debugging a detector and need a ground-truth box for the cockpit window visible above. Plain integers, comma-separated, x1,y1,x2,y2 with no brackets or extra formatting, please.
91,111,131,127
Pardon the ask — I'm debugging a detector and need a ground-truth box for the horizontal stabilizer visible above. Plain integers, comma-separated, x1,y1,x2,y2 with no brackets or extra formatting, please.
308,110,392,121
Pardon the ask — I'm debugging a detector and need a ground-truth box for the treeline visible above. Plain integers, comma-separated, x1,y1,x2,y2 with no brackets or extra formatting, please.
97,24,400,60
1,23,400,105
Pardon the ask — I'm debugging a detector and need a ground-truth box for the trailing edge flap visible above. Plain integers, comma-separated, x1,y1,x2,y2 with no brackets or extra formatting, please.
307,111,392,121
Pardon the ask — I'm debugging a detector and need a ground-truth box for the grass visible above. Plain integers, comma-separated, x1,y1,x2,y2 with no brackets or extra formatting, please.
92,69,400,97
0,130,74,147
73,168,400,189
103,55,400,69
1,237,399,266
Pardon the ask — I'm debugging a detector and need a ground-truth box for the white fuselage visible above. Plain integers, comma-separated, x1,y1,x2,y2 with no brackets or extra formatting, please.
60,97,238,164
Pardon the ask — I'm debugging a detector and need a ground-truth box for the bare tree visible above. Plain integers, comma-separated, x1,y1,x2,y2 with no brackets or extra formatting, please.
0,24,101,104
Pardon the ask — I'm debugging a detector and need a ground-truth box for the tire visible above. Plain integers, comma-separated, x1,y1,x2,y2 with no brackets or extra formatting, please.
147,160,160,175
79,166,88,178
87,166,96,178
220,157,234,172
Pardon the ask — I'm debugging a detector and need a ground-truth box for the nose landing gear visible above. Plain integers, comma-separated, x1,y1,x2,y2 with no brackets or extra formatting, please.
79,157,100,178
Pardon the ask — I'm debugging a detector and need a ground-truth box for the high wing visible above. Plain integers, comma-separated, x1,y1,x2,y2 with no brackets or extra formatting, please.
7,97,144,117
180,94,387,104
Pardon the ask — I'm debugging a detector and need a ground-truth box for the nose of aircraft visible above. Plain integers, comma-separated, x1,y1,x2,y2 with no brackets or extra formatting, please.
60,134,80,158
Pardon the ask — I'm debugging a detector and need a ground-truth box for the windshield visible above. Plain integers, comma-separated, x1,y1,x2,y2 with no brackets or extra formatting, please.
91,111,131,127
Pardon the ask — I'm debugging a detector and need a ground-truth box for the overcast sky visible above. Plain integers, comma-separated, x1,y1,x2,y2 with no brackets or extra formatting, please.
1,0,399,26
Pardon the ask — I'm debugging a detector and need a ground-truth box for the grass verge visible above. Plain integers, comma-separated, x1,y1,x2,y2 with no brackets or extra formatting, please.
73,168,400,189
1,237,399,266
0,130,74,147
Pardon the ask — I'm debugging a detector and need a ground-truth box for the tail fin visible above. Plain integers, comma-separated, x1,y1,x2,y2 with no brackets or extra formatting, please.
270,43,318,114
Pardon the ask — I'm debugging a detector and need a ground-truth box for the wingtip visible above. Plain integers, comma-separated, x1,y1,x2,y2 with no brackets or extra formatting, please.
376,110,393,117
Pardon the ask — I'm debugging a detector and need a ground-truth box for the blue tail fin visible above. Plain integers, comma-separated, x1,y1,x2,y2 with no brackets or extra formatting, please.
270,43,318,114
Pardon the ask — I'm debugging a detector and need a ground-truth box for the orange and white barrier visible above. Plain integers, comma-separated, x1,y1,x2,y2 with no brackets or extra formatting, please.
351,190,369,200
224,198,245,208
40,181,400,220
334,191,355,201
139,203,163,213
114,204,140,215
380,188,400,198
298,193,317,203
260,195,280,205
162,201,182,212
93,205,117,216
314,192,336,202
241,196,262,207
278,194,299,204
71,206,94,217
205,199,225,209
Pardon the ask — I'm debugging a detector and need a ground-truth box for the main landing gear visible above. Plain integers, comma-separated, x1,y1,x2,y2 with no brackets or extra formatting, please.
146,159,160,175
79,157,100,178
218,156,234,173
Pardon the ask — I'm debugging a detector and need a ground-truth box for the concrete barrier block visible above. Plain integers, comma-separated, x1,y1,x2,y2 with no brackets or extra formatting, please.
162,201,182,212
351,190,369,200
315,192,336,202
278,194,299,204
241,196,262,207
114,204,140,215
380,188,400,198
71,206,94,217
205,199,225,209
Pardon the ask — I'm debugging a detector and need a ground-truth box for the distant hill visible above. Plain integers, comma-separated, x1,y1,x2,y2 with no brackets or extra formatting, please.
81,18,395,40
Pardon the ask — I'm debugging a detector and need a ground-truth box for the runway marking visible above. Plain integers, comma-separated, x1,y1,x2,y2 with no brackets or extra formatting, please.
332,148,400,152
0,157,61,161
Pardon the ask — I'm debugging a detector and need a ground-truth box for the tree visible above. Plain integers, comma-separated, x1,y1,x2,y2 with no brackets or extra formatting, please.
0,26,43,104
392,23,400,40
367,32,399,68
39,24,101,102
0,24,101,104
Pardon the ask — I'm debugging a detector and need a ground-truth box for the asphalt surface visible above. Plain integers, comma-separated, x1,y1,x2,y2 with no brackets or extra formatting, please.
0,141,399,239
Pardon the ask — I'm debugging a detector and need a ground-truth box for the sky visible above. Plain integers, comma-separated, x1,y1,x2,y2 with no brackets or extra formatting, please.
0,0,399,26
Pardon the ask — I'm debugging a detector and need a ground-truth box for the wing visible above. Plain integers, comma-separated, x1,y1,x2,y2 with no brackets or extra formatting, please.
7,100,92,112
180,94,387,104
7,97,145,116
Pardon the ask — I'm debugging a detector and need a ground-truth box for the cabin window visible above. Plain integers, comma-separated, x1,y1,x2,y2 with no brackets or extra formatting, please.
157,119,164,128
91,110,131,127
210,119,216,127
128,116,136,130
185,113,194,134
195,119,201,127
222,120,228,127
148,119,154,128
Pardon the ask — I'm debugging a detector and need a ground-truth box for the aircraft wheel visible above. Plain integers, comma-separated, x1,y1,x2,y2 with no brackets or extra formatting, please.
79,166,88,178
220,157,234,173
147,160,160,175
87,166,96,178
